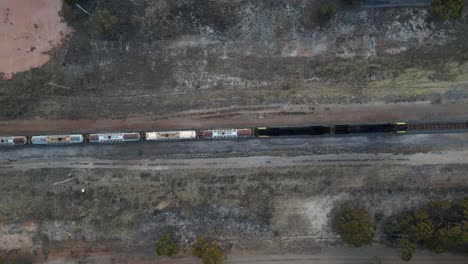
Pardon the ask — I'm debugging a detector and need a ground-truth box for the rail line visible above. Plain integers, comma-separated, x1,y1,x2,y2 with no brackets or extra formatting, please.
2,121,468,146
407,122,468,131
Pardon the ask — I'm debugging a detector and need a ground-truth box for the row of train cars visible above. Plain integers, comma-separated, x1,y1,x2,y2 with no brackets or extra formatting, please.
0,122,408,146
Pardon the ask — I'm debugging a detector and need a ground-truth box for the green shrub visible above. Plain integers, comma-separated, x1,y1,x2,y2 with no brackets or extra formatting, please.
95,8,119,36
336,208,375,247
399,211,433,243
399,239,416,261
318,3,335,22
431,0,464,21
192,236,224,264
155,234,180,257
388,197,468,255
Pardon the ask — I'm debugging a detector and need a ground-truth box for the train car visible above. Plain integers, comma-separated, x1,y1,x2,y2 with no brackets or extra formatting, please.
0,136,28,146
200,128,255,139
88,132,141,143
257,126,331,137
334,122,407,134
145,131,197,141
31,134,84,145
394,122,407,133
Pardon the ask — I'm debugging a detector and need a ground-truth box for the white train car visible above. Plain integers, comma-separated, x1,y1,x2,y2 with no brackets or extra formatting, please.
0,136,28,146
31,134,84,145
145,131,197,141
88,132,141,143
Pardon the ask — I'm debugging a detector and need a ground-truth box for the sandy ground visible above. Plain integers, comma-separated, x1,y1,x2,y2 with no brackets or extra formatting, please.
0,0,70,79
1,100,468,135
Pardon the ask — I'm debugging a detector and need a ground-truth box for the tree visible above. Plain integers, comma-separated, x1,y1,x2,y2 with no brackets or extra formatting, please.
399,211,433,243
336,208,375,247
155,234,180,257
192,236,224,264
318,3,335,22
431,0,465,21
427,226,464,254
393,197,468,255
95,8,119,37
399,239,416,262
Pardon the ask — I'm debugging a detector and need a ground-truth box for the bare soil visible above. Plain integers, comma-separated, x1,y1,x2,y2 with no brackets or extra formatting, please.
0,0,70,80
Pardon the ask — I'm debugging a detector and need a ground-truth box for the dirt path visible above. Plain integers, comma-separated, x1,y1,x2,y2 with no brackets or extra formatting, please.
2,151,468,172
0,0,70,79
1,101,468,135
34,249,468,264
226,253,468,264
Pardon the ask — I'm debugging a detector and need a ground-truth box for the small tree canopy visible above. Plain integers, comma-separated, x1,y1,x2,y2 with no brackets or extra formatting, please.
155,234,180,257
192,236,224,264
431,0,465,21
336,208,375,247
393,197,468,255
318,3,335,22
399,239,416,262
95,8,119,37
399,211,433,243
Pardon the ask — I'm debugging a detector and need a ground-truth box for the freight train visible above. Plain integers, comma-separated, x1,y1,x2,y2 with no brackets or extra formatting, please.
0,123,407,146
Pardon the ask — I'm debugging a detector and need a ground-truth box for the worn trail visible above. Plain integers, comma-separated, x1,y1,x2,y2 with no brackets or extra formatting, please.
2,151,468,172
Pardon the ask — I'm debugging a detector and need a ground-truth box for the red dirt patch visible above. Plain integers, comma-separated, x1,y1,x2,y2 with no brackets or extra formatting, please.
0,0,70,79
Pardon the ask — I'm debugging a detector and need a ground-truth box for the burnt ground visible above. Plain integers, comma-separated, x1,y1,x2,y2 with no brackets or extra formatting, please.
1,1,468,263
0,0,467,121
0,133,468,263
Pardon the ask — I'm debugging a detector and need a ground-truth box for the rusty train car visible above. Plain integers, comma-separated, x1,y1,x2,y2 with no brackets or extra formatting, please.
200,128,255,139
31,134,85,145
0,136,28,146
145,131,197,141
88,132,141,143
0,123,411,147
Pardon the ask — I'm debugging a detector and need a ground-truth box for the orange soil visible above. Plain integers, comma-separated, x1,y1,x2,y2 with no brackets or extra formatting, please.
0,0,70,79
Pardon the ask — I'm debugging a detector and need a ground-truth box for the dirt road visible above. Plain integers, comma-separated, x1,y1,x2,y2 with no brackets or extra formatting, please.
2,150,468,172
227,254,468,264
31,247,468,264
1,101,468,135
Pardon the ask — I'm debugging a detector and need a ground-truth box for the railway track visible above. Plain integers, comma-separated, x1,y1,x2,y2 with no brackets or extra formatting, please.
3,121,468,146
407,122,468,131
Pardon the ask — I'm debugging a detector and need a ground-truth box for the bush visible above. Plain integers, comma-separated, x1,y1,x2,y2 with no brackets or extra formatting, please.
95,8,119,37
318,3,335,22
399,211,433,243
192,236,224,264
155,234,180,257
388,197,468,255
399,239,416,261
336,208,375,247
431,0,464,21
